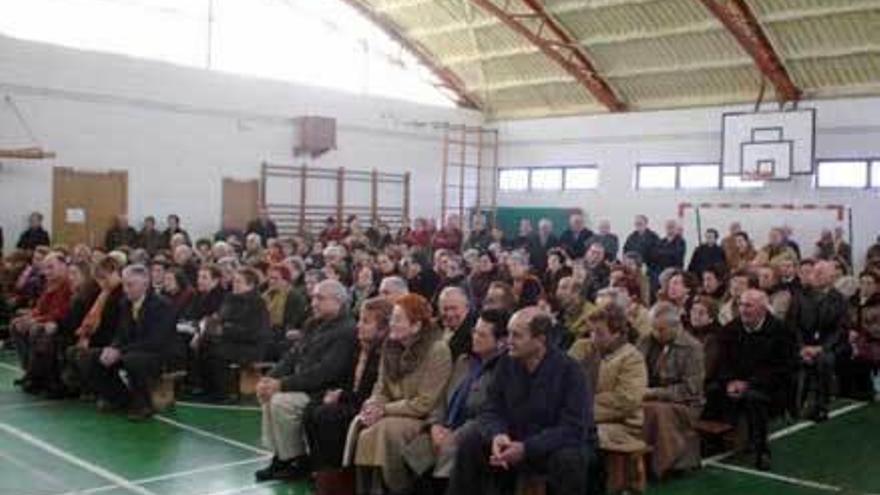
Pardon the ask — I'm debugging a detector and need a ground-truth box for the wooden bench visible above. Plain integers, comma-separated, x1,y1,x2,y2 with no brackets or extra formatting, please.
314,468,355,495
150,370,187,412
603,443,652,494
515,475,547,495
230,361,276,398
695,420,735,456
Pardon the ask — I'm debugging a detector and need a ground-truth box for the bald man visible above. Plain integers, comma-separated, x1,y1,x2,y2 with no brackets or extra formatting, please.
11,253,72,395
712,289,795,471
791,260,847,421
448,307,595,495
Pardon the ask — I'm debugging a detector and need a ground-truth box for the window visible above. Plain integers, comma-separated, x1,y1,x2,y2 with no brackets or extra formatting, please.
872,161,880,188
499,165,598,192
564,167,599,190
637,162,767,190
723,174,765,189
498,169,529,191
637,165,677,190
531,168,563,190
816,160,869,188
679,164,720,189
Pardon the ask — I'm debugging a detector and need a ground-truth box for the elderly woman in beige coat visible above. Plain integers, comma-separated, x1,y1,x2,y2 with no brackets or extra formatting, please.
569,304,647,451
354,293,452,495
638,302,705,478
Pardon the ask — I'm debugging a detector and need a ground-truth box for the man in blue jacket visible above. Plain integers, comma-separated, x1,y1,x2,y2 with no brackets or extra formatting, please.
447,307,595,494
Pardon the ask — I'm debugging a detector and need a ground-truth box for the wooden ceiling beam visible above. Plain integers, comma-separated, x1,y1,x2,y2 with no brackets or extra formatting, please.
699,0,801,102
469,0,626,111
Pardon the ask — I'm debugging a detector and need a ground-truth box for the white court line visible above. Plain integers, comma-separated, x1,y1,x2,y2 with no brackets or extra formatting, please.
702,401,869,465
53,456,271,495
0,422,157,495
769,401,867,441
154,414,270,455
0,359,269,457
0,400,55,412
0,449,69,489
175,401,262,412
704,460,842,492
0,361,23,373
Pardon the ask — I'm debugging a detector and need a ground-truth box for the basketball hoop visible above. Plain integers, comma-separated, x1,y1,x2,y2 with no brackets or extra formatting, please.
742,170,773,182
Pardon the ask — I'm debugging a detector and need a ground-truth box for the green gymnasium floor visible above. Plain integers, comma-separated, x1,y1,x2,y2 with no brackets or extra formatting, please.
1,351,877,495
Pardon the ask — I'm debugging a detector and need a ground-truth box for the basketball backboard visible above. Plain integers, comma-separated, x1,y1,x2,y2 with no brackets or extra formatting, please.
722,109,815,180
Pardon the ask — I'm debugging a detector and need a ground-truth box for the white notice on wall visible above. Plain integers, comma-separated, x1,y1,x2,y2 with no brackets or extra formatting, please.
66,208,86,224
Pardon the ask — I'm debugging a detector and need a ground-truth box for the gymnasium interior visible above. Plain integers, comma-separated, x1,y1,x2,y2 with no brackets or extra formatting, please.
1,1,879,495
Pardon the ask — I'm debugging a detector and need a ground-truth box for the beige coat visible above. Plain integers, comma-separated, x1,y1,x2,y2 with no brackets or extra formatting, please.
354,336,452,493
637,331,705,476
627,303,652,340
594,342,648,450
563,299,598,339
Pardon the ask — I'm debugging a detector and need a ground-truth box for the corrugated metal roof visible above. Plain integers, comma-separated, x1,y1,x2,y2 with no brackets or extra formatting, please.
355,0,880,119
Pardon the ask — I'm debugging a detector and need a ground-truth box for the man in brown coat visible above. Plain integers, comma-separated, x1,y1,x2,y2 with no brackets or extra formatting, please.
638,302,705,478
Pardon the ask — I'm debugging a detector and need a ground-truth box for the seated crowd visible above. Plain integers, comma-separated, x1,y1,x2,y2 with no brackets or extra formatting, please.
2,208,880,495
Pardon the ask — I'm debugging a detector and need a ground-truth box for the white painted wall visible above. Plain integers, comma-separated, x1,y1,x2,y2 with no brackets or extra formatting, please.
495,98,880,270
0,34,480,247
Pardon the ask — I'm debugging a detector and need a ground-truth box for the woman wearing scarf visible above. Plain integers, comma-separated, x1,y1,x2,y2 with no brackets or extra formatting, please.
354,293,452,495
262,264,307,360
420,308,509,493
162,267,195,319
67,257,126,394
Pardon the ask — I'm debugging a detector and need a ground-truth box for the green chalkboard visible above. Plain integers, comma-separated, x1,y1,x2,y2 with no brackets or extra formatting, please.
493,206,581,239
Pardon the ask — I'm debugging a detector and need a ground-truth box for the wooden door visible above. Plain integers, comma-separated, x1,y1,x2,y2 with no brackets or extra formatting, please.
52,167,128,247
222,178,259,230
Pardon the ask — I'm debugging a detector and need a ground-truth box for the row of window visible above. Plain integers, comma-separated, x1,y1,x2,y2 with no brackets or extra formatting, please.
815,160,880,189
498,160,880,191
497,166,599,191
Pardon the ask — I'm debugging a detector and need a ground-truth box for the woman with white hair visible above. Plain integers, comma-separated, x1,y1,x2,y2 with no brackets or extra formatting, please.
244,233,264,265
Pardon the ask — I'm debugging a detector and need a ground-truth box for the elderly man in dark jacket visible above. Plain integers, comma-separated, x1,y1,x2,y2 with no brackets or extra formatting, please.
87,264,176,420
255,279,357,482
623,215,659,267
448,307,595,495
791,260,848,421
196,267,270,401
246,208,278,245
17,212,51,250
438,286,476,361
104,215,139,251
559,212,593,259
138,216,165,256
688,228,727,276
713,290,795,471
